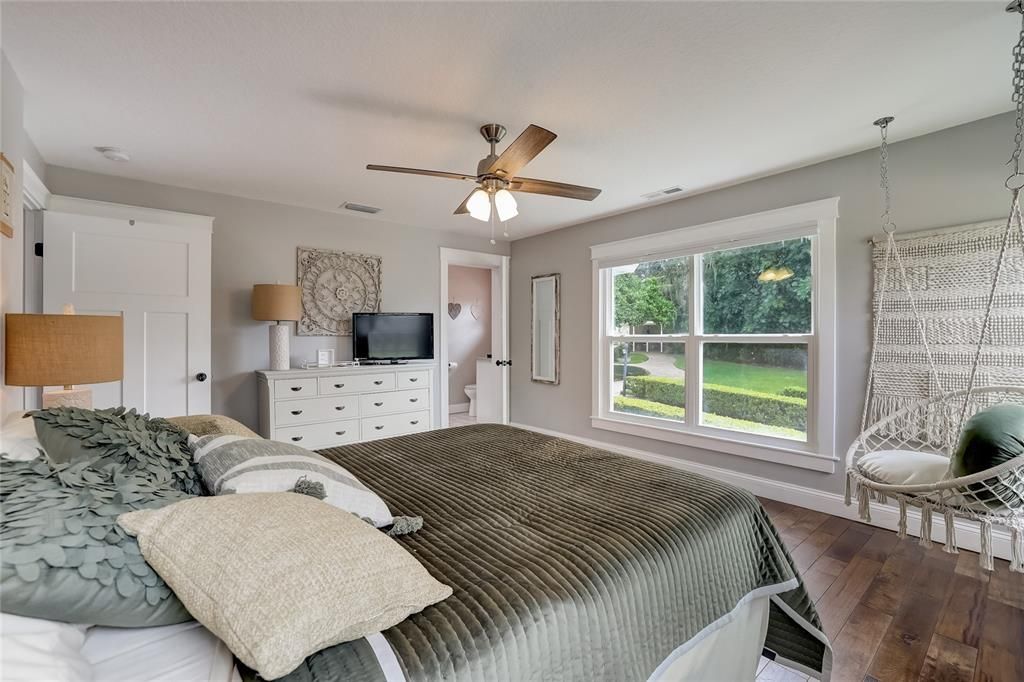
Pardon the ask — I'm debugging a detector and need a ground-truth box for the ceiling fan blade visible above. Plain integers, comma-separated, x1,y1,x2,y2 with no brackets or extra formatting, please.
454,190,476,215
485,125,557,178
510,177,602,201
366,165,476,181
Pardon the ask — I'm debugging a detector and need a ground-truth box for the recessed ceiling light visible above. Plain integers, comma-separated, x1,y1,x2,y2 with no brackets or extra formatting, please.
94,146,130,162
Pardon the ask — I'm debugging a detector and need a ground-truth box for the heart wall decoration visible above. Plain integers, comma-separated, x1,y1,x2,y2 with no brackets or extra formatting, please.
448,302,462,320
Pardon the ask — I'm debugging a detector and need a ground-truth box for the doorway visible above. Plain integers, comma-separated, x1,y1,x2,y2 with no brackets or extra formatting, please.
438,248,509,427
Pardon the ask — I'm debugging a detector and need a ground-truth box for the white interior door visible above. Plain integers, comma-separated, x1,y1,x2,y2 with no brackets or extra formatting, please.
43,197,213,416
439,248,509,427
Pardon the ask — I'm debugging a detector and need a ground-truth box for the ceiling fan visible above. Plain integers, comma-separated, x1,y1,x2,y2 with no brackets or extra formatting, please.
367,123,601,239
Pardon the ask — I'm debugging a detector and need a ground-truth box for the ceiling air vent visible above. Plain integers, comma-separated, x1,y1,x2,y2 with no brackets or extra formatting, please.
341,202,382,214
641,186,685,200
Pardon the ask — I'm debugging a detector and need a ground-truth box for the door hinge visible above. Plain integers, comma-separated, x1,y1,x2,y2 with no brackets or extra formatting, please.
34,242,43,257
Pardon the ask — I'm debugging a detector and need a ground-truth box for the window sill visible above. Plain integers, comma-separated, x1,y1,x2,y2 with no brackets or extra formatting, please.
590,415,837,474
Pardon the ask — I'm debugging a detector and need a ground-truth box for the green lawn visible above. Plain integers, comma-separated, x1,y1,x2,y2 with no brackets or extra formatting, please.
629,352,649,364
672,356,804,395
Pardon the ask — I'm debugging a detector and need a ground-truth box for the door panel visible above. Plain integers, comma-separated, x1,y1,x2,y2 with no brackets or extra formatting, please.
43,208,211,416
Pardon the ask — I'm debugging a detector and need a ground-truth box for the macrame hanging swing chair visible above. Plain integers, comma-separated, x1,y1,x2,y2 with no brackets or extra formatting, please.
845,1,1024,573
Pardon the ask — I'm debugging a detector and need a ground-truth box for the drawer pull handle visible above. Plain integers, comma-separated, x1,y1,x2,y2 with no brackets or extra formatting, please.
290,386,302,392
374,425,384,431
291,436,303,442
335,430,346,436
335,405,346,411
373,380,384,385
290,410,303,415
409,377,418,382
410,420,420,425
373,401,384,407
334,383,345,388
409,398,419,403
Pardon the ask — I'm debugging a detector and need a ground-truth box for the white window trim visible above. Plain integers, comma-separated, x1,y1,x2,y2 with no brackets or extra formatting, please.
590,197,839,474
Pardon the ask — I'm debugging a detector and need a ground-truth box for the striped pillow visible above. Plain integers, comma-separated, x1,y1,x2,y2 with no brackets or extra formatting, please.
190,435,393,527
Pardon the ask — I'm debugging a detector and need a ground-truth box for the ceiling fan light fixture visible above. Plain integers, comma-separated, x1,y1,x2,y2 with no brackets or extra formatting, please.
493,189,518,222
466,188,491,222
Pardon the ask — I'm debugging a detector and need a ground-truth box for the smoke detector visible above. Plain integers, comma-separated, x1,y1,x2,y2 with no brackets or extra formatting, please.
340,202,382,214
94,146,130,162
641,185,685,200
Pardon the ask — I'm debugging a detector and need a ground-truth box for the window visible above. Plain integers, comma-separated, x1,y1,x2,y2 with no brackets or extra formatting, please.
591,199,838,472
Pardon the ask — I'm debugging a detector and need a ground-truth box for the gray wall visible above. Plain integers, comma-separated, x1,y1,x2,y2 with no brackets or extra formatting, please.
509,112,1015,494
45,166,509,429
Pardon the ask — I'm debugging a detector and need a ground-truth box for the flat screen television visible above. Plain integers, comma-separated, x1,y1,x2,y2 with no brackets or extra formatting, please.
352,313,434,362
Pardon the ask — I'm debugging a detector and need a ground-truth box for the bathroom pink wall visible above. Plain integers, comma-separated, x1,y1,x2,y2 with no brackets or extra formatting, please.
447,265,491,408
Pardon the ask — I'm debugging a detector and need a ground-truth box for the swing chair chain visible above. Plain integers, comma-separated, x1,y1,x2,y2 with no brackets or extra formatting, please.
1008,5,1024,190
876,118,896,233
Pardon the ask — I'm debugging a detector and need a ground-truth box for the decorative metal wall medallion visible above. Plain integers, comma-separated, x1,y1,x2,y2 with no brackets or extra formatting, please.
297,247,382,336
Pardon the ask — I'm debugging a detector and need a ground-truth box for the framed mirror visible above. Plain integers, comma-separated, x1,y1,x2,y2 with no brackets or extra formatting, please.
531,273,560,385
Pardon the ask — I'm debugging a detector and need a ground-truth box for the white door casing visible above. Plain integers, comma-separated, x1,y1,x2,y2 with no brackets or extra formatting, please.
43,196,213,416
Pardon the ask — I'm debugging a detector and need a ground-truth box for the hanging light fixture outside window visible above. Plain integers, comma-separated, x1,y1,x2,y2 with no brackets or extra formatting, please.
467,189,491,222
757,266,794,283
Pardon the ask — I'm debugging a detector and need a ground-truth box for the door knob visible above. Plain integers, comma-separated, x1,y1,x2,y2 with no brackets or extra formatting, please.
196,372,208,382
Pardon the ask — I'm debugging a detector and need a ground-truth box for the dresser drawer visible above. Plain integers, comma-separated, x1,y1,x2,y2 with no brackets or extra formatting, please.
275,419,360,450
318,372,395,395
361,410,430,440
274,395,359,426
273,377,318,399
360,389,429,416
397,370,429,389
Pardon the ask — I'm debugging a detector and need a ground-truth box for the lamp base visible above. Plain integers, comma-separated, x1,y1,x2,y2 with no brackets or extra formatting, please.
42,387,93,409
269,323,291,371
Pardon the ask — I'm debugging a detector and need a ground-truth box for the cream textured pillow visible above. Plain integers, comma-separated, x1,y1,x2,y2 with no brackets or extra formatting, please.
118,493,451,679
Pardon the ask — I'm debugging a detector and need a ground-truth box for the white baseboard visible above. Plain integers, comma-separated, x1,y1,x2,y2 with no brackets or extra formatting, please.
509,421,1012,561
449,403,470,414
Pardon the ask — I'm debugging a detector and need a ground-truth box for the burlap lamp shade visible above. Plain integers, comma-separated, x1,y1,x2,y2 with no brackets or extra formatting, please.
4,313,124,408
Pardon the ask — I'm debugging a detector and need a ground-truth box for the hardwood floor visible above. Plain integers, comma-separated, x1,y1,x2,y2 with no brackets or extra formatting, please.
754,498,1024,682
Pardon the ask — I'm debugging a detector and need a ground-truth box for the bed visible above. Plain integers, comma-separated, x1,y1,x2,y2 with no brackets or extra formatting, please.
268,424,832,681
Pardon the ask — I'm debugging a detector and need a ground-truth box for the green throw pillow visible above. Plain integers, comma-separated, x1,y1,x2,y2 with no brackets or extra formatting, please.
952,403,1024,477
0,456,193,626
32,407,201,495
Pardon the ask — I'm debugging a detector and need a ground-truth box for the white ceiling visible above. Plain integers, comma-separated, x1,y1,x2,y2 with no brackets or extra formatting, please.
2,2,1017,239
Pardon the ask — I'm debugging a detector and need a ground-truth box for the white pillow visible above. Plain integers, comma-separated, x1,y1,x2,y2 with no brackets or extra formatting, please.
857,449,950,486
190,435,393,527
0,613,93,682
0,412,44,461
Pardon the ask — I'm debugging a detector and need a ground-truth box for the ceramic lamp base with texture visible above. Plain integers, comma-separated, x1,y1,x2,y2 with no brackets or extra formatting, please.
268,323,291,371
42,387,93,409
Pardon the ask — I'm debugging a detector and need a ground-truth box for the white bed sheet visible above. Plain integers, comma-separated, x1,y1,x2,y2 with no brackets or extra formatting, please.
82,621,240,682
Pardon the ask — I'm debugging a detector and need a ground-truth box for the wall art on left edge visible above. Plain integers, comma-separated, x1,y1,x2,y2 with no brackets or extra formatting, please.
297,247,382,336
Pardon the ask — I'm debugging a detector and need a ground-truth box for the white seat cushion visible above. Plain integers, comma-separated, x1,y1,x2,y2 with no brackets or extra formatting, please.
857,449,950,486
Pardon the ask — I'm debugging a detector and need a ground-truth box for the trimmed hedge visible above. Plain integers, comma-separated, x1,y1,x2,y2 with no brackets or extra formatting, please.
624,374,806,431
613,365,650,381
703,384,806,431
625,375,684,406
614,396,684,420
778,386,808,399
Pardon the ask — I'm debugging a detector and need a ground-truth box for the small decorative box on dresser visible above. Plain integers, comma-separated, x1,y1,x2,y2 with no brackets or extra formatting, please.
257,363,438,449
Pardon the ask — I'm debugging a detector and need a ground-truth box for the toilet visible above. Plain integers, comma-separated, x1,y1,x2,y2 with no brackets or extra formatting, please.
464,385,477,417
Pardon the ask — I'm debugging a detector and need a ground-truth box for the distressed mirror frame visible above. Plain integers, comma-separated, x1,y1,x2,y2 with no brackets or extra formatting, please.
531,273,560,385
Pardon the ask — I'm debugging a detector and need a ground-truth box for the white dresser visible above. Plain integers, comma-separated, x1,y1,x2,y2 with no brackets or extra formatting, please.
256,363,438,449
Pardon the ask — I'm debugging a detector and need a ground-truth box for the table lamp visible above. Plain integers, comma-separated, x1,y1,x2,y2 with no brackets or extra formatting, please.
252,284,301,371
4,312,124,408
